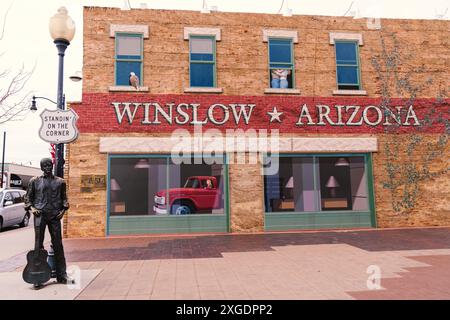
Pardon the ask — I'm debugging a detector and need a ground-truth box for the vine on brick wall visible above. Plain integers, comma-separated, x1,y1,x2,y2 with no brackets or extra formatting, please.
371,32,449,215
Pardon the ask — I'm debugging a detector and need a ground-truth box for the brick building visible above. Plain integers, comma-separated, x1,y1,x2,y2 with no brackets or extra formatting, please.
65,6,449,237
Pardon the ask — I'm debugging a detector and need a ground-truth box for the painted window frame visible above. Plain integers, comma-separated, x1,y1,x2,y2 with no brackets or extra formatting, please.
188,35,217,88
114,32,144,86
267,37,295,89
334,40,362,90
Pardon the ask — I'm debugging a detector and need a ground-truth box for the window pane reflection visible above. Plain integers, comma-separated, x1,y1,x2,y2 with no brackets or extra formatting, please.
264,157,318,212
167,157,224,215
319,157,368,211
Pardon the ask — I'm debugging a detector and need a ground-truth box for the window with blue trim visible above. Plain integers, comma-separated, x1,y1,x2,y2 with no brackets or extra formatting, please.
269,38,294,89
115,33,143,86
189,36,216,87
335,41,360,90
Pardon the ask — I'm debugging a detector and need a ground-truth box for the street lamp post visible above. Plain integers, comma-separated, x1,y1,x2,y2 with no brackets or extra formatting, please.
48,7,75,178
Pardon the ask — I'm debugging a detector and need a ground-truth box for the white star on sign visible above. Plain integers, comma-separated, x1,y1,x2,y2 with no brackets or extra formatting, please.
267,107,283,123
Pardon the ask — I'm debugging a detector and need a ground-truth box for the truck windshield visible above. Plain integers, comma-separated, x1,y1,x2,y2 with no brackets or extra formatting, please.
184,179,200,188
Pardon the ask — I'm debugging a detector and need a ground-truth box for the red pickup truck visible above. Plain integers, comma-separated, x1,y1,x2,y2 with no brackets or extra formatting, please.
153,176,221,215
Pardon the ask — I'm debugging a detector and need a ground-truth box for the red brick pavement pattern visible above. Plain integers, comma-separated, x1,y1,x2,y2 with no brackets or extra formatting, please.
349,255,450,300
59,228,450,300
63,228,450,262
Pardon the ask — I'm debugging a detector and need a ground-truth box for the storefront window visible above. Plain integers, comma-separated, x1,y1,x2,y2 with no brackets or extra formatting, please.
110,157,166,216
264,157,317,212
318,157,368,211
109,156,225,216
264,155,369,213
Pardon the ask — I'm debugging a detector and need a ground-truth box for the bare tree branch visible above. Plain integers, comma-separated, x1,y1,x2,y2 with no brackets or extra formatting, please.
0,2,35,124
0,2,12,41
0,65,34,124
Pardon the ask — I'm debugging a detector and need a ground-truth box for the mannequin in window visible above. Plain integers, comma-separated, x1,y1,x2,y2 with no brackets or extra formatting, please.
271,69,291,88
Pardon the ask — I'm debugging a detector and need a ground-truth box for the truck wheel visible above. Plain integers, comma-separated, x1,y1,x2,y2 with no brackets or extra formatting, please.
171,203,193,215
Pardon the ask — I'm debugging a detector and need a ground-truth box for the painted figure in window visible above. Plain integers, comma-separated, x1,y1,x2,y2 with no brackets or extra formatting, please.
205,179,213,189
271,69,291,88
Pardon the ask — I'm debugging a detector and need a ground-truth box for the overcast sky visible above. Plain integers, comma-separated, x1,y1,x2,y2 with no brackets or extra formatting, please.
0,0,448,167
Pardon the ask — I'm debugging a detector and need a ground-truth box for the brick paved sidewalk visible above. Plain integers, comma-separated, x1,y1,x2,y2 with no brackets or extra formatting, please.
59,227,450,300
4,227,450,300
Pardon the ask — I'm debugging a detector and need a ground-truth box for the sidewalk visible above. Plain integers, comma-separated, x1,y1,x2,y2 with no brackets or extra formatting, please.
2,227,450,300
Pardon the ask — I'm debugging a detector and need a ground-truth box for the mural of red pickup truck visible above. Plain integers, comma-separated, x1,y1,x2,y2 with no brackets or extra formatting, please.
153,176,222,215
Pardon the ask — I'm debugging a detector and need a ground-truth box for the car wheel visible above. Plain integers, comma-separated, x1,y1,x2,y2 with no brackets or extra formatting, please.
19,213,30,228
171,203,192,215
0,218,3,232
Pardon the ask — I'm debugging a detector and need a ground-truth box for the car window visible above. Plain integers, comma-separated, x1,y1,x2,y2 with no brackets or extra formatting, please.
199,180,212,189
205,179,214,189
4,192,13,202
184,179,200,188
12,192,23,204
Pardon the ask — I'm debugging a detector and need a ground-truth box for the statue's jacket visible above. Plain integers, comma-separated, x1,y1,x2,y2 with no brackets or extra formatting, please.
25,175,69,215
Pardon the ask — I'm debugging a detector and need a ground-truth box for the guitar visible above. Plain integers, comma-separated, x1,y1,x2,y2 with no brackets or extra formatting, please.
22,216,52,286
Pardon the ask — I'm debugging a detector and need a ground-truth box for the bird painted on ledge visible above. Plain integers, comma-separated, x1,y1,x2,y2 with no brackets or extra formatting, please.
129,72,139,90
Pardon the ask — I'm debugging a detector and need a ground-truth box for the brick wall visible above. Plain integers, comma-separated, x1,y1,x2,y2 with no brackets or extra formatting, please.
66,132,449,237
64,7,449,237
73,93,448,134
83,7,449,98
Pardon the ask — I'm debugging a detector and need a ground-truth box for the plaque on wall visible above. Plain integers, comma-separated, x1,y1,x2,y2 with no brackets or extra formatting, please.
81,174,106,192
93,175,106,188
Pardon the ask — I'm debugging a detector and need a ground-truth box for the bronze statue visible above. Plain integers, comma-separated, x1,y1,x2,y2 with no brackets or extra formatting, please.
24,158,72,285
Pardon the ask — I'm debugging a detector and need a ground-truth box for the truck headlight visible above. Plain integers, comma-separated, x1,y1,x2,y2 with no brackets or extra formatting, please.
155,196,165,205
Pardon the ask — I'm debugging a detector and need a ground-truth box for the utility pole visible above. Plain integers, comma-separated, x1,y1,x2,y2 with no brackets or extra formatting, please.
1,132,6,188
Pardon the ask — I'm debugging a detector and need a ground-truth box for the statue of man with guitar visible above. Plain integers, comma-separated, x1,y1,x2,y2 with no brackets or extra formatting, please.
23,158,73,288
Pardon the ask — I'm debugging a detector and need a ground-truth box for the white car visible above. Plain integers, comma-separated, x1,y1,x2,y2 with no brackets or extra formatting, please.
0,188,30,231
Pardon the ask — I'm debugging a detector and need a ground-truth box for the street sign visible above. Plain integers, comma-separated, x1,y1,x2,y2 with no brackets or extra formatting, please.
39,108,79,144
10,174,22,187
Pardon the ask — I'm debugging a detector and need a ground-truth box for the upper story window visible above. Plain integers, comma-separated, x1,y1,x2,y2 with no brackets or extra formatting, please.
183,27,222,93
268,38,294,89
329,32,366,95
115,33,143,86
109,24,149,92
262,29,299,94
189,36,216,87
335,41,360,90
